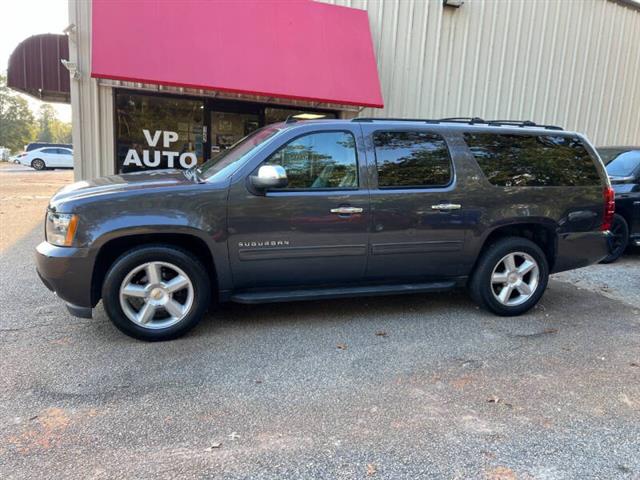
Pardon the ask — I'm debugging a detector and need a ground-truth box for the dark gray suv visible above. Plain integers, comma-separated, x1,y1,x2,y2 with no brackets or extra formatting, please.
36,118,613,341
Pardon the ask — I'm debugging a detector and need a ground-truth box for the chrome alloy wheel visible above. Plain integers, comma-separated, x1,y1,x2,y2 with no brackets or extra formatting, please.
119,261,194,329
490,252,540,307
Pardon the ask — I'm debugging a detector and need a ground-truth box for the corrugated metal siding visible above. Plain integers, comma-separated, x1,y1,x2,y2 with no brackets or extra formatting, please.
69,0,114,181
323,0,640,146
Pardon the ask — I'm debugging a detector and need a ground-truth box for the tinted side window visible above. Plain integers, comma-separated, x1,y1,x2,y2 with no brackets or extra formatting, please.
373,131,452,188
57,148,71,155
464,133,601,187
42,148,57,154
267,131,357,189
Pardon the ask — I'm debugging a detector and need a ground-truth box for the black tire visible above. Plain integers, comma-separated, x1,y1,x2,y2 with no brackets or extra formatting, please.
469,237,549,316
31,158,46,170
600,214,629,264
102,245,211,341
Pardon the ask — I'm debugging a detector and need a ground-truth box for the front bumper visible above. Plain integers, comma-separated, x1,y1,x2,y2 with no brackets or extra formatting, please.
35,241,96,312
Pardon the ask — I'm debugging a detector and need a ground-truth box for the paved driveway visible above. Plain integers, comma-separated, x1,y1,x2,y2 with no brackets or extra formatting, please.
1,227,639,479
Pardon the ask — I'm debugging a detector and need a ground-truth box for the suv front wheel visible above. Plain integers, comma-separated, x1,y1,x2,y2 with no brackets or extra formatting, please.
470,237,549,316
102,245,211,341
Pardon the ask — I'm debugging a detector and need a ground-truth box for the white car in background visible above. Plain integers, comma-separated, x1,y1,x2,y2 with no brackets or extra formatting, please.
19,147,74,170
10,153,26,163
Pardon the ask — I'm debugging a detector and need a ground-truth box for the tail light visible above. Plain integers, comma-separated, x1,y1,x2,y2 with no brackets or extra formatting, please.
601,186,615,231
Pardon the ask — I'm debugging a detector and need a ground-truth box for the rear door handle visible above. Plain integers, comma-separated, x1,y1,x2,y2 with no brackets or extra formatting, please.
431,203,462,211
330,207,364,215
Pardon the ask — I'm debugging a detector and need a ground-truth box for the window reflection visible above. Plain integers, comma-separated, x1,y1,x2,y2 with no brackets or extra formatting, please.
374,131,452,187
464,133,601,187
267,131,357,189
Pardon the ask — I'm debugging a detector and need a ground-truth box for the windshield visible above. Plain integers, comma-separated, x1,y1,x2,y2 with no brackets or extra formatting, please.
604,150,640,177
598,148,627,165
196,125,281,181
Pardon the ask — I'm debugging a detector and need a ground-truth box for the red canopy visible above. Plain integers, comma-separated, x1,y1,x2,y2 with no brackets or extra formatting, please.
91,0,383,109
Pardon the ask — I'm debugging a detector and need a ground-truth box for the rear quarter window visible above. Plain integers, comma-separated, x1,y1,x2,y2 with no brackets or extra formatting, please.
373,131,452,188
463,133,601,187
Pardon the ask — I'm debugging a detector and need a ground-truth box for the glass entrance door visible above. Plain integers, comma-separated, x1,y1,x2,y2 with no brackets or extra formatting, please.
205,100,338,162
210,111,260,157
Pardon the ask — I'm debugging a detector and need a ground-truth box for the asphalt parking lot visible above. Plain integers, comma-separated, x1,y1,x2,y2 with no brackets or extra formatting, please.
1,170,639,479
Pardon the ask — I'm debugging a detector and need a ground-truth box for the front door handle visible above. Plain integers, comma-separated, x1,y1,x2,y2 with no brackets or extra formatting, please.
330,207,364,215
431,203,462,211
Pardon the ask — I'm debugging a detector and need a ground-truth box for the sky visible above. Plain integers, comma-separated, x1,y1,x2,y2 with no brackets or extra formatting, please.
0,0,71,122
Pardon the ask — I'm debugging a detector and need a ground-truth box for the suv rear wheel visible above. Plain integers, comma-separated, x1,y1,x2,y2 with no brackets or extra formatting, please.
470,237,549,316
102,245,211,341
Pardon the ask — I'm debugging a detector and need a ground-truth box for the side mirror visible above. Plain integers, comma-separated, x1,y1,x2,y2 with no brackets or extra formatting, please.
251,165,288,190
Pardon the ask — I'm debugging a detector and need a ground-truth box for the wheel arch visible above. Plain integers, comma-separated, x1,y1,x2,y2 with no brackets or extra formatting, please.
612,206,632,233
91,232,218,306
472,221,558,276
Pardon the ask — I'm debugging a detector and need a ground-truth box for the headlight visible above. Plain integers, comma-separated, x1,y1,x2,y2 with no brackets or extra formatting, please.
46,212,78,246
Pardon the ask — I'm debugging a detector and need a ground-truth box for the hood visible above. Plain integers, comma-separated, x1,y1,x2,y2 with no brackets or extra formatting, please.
50,169,198,209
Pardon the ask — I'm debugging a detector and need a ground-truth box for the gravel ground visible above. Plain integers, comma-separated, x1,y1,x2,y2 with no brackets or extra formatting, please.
0,165,73,253
554,250,640,308
1,224,639,479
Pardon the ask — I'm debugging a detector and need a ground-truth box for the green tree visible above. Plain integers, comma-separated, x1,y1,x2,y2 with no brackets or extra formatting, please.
36,103,72,144
37,104,56,143
0,74,36,153
51,120,72,144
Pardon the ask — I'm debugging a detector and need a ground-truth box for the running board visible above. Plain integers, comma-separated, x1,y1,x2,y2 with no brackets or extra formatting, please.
230,281,457,304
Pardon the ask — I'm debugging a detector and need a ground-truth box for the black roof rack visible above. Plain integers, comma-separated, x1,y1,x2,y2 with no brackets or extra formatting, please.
351,117,563,131
351,117,441,124
487,119,563,130
439,117,487,124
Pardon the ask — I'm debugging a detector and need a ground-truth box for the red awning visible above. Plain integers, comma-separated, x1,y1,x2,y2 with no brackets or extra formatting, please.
7,34,70,103
91,0,383,109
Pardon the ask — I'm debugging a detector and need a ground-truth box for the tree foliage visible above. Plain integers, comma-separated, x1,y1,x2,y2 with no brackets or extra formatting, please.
0,74,36,153
37,104,72,144
0,75,72,154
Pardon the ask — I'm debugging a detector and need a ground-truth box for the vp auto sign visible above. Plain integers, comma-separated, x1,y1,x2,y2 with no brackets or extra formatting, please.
123,130,198,169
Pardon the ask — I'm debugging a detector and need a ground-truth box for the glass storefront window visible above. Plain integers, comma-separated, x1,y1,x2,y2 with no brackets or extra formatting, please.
210,111,260,156
114,90,339,174
115,93,204,173
264,107,337,124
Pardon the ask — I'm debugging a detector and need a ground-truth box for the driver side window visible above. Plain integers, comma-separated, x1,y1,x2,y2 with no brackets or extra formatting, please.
266,131,358,189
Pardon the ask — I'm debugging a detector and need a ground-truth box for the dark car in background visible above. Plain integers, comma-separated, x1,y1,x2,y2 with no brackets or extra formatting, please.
25,142,73,152
597,146,640,263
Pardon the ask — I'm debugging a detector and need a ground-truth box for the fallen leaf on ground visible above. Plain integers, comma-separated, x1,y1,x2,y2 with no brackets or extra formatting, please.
337,343,348,350
375,331,388,337
487,396,512,408
630,362,639,367
485,466,517,480
205,442,222,451
366,464,377,476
